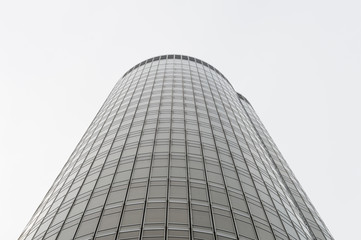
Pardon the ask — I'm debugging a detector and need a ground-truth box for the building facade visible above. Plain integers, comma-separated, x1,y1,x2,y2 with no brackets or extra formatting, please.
19,55,333,240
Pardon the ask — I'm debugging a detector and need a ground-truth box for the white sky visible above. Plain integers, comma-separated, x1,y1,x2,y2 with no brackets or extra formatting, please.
0,1,360,239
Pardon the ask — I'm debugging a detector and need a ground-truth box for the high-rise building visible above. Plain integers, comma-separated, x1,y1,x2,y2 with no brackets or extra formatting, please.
19,55,333,240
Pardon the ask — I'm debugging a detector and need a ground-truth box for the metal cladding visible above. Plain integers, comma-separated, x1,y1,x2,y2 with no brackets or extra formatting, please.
19,55,333,240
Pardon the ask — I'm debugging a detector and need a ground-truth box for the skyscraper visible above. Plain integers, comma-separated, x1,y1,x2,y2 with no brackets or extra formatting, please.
19,55,333,240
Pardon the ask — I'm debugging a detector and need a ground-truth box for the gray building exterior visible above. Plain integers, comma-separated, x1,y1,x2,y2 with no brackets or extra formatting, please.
19,55,333,240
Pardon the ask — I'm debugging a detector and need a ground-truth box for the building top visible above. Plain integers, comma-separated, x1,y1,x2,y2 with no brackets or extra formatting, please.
122,54,252,106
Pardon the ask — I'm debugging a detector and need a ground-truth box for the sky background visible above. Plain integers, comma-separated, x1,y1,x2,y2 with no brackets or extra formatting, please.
1,1,360,239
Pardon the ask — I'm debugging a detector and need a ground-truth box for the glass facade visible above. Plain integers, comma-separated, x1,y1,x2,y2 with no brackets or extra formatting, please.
19,55,333,240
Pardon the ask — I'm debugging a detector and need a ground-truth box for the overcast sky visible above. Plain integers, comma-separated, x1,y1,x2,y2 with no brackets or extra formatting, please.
1,1,360,239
